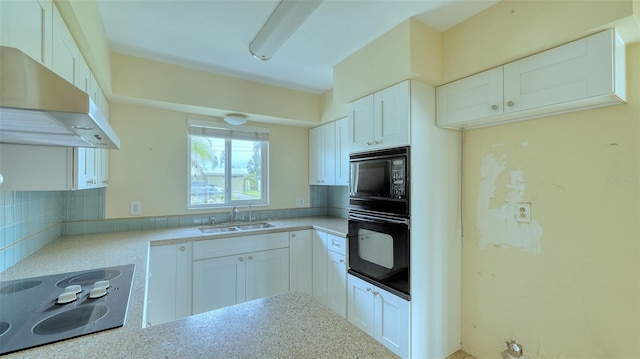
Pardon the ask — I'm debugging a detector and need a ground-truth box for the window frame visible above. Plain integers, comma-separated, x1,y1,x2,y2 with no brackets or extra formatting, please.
187,119,269,210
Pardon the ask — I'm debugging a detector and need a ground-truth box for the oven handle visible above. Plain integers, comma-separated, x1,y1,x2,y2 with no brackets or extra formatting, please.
349,212,410,226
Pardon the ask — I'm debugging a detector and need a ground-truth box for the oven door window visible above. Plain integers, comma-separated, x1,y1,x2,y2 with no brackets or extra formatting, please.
358,229,393,269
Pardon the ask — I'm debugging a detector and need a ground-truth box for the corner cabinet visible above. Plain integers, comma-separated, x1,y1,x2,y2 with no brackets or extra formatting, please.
145,243,192,327
348,274,410,359
348,81,410,153
436,29,626,129
309,117,349,186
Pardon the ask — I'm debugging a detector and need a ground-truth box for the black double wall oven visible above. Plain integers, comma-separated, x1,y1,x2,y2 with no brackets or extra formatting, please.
348,146,410,300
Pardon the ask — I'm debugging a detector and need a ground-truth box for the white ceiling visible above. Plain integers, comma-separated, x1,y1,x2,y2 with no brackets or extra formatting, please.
96,0,499,94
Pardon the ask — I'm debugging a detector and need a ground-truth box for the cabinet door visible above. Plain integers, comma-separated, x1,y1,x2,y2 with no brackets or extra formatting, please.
309,125,326,185
245,248,289,302
97,149,109,187
312,231,329,304
192,254,246,314
503,30,615,114
436,67,504,128
147,243,192,326
51,5,79,84
74,148,97,189
327,250,347,318
375,286,411,359
289,230,313,294
374,81,410,149
348,94,375,153
334,117,350,186
347,274,375,335
0,0,53,67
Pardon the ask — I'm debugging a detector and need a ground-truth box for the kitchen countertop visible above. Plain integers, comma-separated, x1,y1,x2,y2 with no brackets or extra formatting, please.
0,217,399,358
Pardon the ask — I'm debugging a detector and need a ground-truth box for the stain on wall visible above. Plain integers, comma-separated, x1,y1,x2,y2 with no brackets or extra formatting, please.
476,144,543,254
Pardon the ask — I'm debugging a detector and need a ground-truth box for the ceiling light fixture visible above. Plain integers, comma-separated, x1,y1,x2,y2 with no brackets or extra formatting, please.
223,113,248,126
249,0,323,61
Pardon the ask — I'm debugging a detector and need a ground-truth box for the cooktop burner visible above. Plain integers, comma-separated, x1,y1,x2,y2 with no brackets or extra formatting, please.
0,264,135,355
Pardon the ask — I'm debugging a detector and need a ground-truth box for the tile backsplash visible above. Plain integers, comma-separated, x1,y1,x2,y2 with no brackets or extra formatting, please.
0,185,349,272
0,191,63,271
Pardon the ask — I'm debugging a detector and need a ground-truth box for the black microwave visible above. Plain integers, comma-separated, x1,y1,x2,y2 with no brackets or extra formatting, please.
349,146,409,216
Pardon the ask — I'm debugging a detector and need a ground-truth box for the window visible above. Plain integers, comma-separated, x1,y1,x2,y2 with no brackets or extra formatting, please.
188,120,269,209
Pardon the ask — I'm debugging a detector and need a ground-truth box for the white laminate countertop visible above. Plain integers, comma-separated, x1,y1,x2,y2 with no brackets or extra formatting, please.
0,217,399,358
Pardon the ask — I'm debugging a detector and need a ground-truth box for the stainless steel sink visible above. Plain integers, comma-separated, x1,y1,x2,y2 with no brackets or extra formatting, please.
199,222,274,233
199,226,240,234
235,222,275,230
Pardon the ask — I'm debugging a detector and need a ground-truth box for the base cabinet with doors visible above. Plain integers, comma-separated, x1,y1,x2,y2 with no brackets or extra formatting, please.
192,232,290,315
312,230,348,318
289,230,313,295
348,274,410,359
145,242,192,327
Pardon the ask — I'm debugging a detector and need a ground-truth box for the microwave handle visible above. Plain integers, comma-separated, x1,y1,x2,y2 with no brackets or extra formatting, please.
349,212,410,226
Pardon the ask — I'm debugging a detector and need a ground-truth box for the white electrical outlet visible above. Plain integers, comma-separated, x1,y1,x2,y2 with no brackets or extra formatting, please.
130,201,142,216
296,197,305,207
516,202,531,223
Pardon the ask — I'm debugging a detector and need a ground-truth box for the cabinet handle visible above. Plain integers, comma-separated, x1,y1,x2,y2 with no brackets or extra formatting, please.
507,101,515,107
291,233,296,238
366,288,372,292
239,257,244,262
179,246,186,252
491,104,498,110
331,239,340,247
372,291,379,296
248,256,253,260
339,259,345,264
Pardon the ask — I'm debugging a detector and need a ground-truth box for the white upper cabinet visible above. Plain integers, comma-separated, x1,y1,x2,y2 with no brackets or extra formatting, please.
0,0,53,67
309,118,349,186
437,29,626,129
51,5,80,85
334,117,350,186
309,122,335,185
436,67,503,126
349,81,410,153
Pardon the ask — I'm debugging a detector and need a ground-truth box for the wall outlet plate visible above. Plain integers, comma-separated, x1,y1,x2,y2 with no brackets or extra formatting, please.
296,197,305,207
130,201,141,216
516,202,531,223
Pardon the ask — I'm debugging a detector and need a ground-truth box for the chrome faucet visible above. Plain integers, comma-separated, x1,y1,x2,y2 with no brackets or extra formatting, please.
248,202,255,223
230,207,239,223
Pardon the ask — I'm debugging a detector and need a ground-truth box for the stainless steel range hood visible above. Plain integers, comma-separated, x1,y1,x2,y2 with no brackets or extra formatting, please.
0,46,120,149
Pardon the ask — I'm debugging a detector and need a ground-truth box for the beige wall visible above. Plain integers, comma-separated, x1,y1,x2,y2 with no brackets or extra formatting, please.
111,53,321,126
442,0,635,82
333,19,442,103
444,2,640,357
106,104,309,218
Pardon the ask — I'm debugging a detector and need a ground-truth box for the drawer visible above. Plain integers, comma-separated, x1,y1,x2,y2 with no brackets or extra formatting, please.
193,232,289,260
327,234,346,256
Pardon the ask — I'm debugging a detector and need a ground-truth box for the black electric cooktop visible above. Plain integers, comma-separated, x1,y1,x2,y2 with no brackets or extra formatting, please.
0,264,135,355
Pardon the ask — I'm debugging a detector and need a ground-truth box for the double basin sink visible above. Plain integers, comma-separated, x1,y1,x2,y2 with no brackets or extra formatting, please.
199,222,274,234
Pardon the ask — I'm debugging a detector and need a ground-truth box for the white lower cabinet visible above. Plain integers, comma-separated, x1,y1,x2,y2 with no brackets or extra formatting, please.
289,230,313,295
327,249,347,317
145,243,192,327
348,274,410,359
191,233,290,315
313,230,348,318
